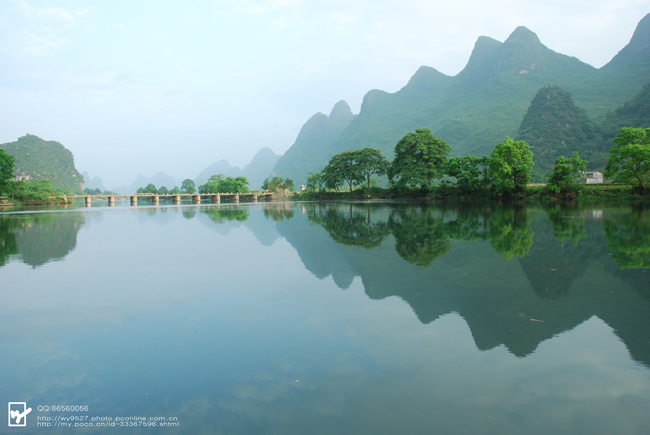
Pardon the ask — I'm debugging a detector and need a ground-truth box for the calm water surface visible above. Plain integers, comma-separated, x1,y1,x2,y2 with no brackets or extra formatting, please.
1,201,649,434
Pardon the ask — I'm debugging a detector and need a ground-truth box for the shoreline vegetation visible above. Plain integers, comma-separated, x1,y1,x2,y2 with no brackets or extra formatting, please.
1,127,648,208
296,126,650,204
1,183,645,209
295,184,648,203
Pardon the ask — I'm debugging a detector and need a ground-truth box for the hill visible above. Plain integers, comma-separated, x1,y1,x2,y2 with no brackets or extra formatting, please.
0,134,83,193
517,84,605,180
82,172,107,192
240,147,281,189
194,147,280,190
272,100,356,184
274,13,650,184
602,82,650,135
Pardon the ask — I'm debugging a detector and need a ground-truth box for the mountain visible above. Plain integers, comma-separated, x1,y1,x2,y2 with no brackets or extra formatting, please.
601,12,650,87
274,13,650,184
602,82,650,134
194,147,280,190
240,147,280,190
517,84,605,179
518,80,650,180
114,172,180,194
195,159,239,186
272,100,356,183
82,172,106,191
0,134,83,193
271,203,650,365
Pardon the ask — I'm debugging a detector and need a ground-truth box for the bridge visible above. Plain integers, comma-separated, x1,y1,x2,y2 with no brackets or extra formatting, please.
70,192,272,207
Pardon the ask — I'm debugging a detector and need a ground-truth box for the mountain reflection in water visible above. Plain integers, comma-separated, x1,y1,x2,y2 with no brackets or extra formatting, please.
1,202,648,366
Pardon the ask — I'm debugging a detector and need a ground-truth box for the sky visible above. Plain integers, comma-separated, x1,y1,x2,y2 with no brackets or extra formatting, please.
1,0,649,188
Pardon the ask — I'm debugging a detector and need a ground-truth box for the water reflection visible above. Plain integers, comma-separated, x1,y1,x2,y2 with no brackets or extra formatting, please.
0,212,84,268
1,202,649,434
2,203,649,366
307,203,390,249
604,204,650,269
388,206,451,266
263,204,295,222
272,202,650,366
203,206,249,223
545,203,588,245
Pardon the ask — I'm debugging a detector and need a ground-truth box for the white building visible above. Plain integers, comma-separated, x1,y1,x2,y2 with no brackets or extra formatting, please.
584,172,604,184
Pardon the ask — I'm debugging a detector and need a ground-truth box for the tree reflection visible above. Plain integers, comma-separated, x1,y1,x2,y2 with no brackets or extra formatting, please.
277,202,650,366
444,205,491,241
263,205,295,223
388,206,451,266
487,206,533,261
308,203,390,249
203,207,249,224
0,212,84,268
545,204,587,245
182,208,196,220
604,204,650,269
0,216,19,266
304,203,537,266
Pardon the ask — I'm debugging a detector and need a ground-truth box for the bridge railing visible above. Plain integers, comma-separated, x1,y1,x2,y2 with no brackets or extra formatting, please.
72,191,272,207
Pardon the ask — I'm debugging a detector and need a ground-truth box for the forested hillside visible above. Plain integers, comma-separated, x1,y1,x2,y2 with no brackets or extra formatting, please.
274,13,650,184
0,134,83,193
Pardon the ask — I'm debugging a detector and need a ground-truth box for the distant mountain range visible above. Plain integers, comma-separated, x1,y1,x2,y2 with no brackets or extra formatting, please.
87,147,280,193
5,13,650,190
273,12,650,183
194,147,280,189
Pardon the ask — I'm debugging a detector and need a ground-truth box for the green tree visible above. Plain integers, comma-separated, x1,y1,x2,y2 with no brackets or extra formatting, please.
281,178,294,191
262,175,294,192
389,128,450,189
489,137,534,195
0,149,15,194
158,186,169,195
201,175,249,193
144,183,158,194
220,176,249,193
445,155,491,193
355,148,389,188
604,127,650,191
198,174,224,194
306,171,324,192
546,152,587,197
170,186,181,194
181,179,196,194
322,150,365,191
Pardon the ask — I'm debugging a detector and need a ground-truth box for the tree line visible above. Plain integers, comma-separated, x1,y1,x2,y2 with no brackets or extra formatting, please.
304,126,650,198
0,149,73,204
136,174,295,195
3,126,647,204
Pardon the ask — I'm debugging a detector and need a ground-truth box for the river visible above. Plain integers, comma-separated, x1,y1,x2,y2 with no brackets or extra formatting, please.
1,201,649,434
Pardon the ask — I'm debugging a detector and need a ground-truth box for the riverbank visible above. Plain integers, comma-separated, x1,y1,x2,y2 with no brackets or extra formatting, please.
295,184,649,202
0,195,71,207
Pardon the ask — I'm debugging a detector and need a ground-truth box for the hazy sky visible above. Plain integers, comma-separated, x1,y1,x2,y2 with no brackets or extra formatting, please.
1,0,649,188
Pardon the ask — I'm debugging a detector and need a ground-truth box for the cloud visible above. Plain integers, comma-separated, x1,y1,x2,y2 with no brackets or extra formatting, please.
16,0,75,23
18,32,68,55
